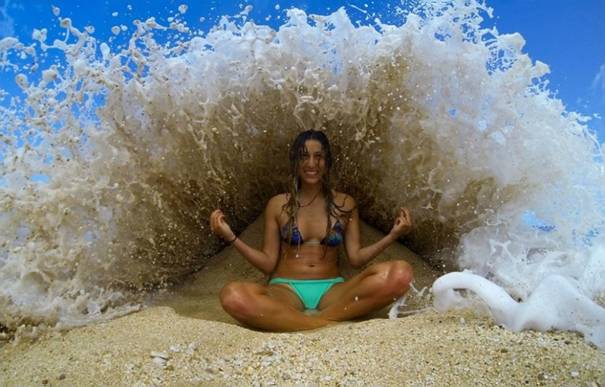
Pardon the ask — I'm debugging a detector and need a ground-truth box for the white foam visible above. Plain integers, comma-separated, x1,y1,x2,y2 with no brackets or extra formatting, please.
433,271,605,349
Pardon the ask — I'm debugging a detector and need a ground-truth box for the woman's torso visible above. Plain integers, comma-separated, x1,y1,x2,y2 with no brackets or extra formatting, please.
272,192,349,279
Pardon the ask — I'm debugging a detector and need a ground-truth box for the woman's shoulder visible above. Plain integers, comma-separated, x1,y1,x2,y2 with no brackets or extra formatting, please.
267,193,289,206
266,193,289,211
332,191,356,211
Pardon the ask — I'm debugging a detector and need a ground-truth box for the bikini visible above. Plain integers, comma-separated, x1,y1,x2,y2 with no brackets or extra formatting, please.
279,219,345,247
269,219,345,310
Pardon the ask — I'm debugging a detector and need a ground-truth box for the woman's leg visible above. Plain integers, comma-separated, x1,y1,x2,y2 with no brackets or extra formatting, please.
219,281,331,331
318,260,413,321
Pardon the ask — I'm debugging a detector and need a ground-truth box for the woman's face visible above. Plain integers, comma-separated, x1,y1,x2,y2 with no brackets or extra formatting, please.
298,139,326,185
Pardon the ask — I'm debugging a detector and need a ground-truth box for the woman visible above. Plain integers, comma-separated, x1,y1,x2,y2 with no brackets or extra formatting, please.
210,130,414,331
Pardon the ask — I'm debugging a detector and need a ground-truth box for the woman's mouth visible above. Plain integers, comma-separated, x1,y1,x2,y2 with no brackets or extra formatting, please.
304,170,319,176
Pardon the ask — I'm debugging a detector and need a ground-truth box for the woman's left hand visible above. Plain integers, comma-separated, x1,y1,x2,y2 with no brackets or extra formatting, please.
389,207,413,239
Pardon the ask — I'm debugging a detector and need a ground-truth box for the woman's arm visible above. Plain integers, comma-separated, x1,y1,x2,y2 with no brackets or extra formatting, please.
209,195,284,274
344,196,413,268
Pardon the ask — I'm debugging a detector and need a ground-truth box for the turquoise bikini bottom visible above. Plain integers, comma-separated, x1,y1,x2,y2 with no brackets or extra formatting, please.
269,277,345,310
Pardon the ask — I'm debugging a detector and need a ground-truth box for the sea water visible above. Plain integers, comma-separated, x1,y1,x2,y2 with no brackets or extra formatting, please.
0,1,604,347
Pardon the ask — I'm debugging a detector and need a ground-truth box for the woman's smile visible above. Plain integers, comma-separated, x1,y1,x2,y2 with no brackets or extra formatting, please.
303,169,320,177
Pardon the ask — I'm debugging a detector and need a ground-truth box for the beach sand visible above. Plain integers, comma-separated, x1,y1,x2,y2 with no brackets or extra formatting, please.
1,218,604,386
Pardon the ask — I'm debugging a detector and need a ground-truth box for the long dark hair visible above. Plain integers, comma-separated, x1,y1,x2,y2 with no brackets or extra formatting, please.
282,130,350,248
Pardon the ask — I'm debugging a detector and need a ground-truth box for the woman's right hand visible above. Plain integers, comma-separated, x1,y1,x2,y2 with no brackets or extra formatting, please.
210,209,235,241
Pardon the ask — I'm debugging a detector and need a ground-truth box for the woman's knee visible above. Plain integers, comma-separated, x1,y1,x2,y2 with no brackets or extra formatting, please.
374,260,414,298
219,282,257,319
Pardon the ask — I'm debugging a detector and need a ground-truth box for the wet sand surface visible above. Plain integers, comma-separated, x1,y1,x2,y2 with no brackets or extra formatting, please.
1,218,604,386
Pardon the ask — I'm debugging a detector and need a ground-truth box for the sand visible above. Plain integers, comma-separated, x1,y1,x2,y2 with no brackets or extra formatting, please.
1,218,604,386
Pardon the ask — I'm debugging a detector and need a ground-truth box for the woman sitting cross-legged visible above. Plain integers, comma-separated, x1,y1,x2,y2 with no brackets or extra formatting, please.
209,129,414,331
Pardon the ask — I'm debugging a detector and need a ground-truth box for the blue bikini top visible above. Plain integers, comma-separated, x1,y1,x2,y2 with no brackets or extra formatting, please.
280,219,345,247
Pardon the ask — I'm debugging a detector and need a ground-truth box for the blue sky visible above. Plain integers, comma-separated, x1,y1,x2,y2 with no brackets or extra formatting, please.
1,0,604,142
